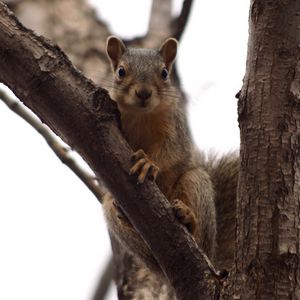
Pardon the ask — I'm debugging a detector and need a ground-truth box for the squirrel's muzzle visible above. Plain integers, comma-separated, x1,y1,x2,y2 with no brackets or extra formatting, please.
135,89,152,107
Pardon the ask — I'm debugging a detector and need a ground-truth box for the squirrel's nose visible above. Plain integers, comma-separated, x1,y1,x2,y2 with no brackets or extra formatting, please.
135,89,152,101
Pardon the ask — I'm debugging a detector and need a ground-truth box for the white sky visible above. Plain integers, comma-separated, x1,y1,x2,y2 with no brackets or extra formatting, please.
0,1,249,299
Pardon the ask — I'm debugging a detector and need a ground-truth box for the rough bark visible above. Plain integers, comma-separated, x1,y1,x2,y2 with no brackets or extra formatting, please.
0,2,216,299
233,1,300,298
11,0,111,83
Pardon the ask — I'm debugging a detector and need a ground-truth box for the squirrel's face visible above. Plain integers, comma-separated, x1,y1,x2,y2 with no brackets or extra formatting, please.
106,36,178,114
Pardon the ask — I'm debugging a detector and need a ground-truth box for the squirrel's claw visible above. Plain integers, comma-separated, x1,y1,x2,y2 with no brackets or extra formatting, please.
172,199,196,234
130,149,159,184
131,149,146,161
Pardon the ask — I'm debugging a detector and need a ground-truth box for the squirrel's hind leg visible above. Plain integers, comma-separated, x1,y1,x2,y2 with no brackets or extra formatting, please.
170,167,217,260
102,192,161,273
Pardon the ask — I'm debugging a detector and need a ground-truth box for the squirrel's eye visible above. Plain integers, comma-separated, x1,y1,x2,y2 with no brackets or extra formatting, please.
161,68,168,80
117,66,126,78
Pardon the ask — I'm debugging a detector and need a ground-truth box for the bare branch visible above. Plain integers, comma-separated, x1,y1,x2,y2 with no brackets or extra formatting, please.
0,3,219,299
144,0,172,48
92,257,114,300
0,90,106,203
172,0,194,41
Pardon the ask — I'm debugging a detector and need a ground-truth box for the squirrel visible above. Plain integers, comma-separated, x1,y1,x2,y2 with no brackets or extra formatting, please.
102,36,238,278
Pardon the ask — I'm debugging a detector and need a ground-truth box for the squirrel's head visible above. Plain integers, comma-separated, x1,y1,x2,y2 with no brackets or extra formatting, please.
106,36,178,113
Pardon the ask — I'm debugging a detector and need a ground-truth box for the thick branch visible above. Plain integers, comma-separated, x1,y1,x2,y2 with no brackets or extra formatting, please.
0,2,217,299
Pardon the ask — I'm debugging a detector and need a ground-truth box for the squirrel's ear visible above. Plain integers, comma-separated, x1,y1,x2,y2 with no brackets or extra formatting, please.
159,38,178,70
106,36,126,70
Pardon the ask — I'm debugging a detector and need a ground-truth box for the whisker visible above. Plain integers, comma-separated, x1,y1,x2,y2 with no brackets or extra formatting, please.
101,78,185,102
157,94,182,101
100,83,129,91
157,90,181,98
157,86,186,97
157,91,180,97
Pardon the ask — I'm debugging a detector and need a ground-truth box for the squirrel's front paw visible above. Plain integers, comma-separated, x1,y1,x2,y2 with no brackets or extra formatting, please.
172,199,196,234
129,149,159,184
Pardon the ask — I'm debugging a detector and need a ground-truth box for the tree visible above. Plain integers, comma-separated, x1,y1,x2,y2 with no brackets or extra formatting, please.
3,0,298,299
232,1,300,298
0,1,218,299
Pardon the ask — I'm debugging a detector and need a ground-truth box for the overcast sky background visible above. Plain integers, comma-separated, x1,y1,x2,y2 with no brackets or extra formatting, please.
0,1,249,299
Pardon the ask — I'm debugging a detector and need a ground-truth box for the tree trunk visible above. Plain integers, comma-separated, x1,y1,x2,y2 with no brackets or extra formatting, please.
234,1,300,298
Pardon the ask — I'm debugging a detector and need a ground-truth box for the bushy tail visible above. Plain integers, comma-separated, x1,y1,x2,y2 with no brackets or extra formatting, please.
203,152,239,270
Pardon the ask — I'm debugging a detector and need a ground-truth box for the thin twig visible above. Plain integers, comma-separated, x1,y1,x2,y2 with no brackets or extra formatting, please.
0,90,106,203
92,257,114,300
0,89,113,296
172,0,194,41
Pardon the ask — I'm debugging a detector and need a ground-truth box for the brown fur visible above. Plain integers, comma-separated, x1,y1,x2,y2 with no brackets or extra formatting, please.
103,37,233,280
121,107,172,156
